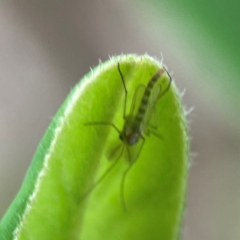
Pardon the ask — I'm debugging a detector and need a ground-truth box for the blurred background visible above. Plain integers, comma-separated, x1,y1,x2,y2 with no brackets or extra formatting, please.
0,1,239,239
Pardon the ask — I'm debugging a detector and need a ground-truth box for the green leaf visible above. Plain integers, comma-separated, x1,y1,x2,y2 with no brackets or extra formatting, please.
0,54,189,240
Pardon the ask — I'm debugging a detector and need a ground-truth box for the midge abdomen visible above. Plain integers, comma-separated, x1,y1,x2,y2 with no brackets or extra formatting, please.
133,68,165,130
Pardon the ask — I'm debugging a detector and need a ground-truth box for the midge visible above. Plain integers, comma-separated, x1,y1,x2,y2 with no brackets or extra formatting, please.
82,62,172,211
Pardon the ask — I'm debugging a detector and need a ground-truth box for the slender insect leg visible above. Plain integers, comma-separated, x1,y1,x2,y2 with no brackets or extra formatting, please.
120,136,145,212
146,128,162,140
157,66,172,100
78,143,125,204
117,62,128,120
85,121,121,135
107,143,123,161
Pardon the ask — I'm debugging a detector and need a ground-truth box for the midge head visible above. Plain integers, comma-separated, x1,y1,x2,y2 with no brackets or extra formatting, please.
81,61,172,212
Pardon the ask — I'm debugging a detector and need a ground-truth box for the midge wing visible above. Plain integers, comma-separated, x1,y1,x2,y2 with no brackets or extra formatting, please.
129,84,146,118
141,84,161,131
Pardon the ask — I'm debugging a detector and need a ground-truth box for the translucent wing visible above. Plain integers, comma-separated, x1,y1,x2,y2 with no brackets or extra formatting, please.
129,84,146,117
141,84,161,131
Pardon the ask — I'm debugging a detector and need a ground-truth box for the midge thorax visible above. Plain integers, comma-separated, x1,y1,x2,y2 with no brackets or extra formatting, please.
82,62,172,211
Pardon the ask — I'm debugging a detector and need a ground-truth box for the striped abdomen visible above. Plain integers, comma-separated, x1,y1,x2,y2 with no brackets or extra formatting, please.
134,68,164,126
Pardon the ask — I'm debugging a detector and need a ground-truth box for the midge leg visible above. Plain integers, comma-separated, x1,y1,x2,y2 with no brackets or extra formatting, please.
80,121,124,202
145,127,163,140
78,142,125,203
117,62,128,120
81,63,130,209
120,135,145,212
157,66,172,100
84,121,121,135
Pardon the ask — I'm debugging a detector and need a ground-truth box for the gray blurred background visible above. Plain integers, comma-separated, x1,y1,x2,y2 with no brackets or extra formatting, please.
0,1,240,240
